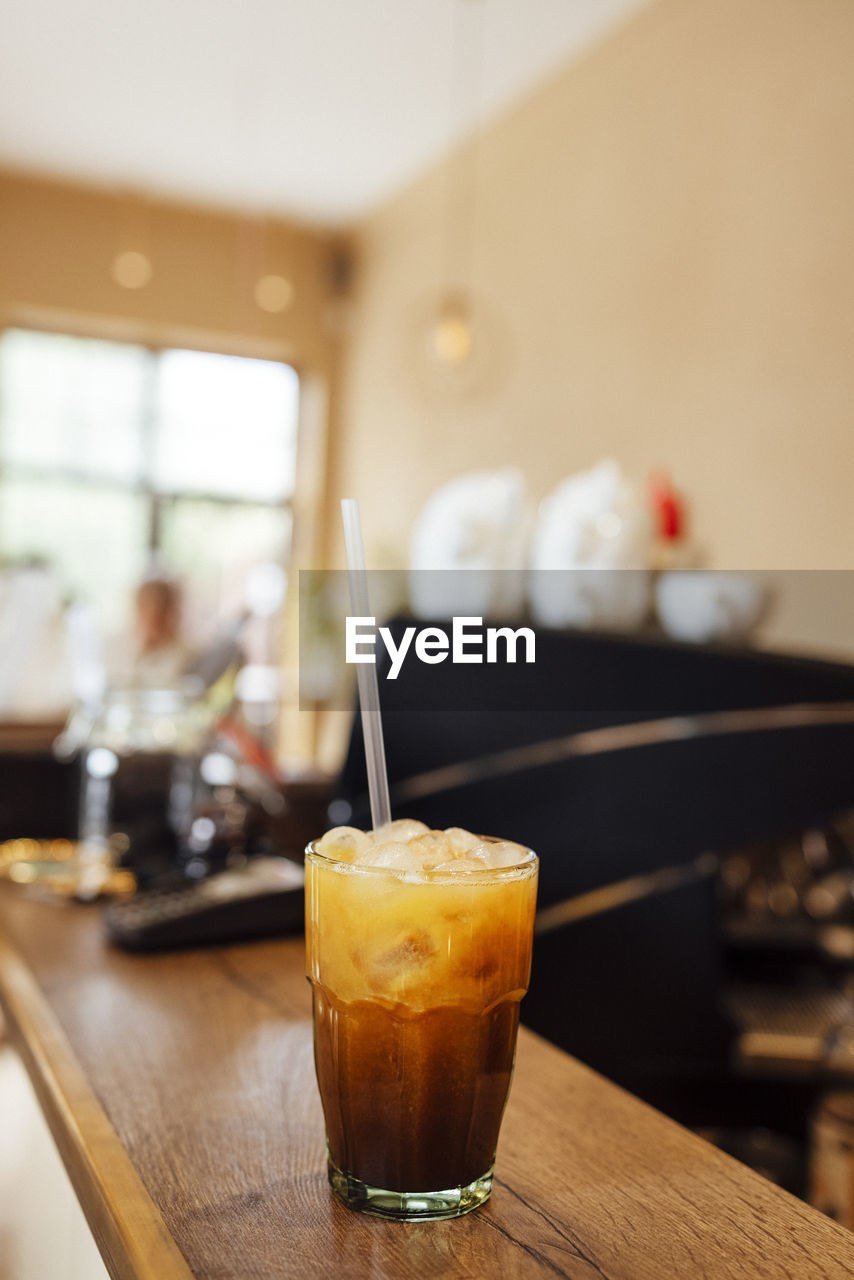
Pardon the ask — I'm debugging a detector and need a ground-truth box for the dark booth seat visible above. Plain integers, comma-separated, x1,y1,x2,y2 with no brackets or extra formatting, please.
336,624,854,900
332,624,854,1115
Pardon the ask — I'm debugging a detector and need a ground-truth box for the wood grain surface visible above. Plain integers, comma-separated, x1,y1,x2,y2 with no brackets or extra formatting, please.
0,930,193,1280
1,882,854,1280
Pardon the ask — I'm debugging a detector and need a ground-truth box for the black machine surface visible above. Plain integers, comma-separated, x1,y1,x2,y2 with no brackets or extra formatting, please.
105,857,305,952
0,748,78,841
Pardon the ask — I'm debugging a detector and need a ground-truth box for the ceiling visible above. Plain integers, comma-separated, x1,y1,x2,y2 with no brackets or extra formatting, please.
0,0,650,228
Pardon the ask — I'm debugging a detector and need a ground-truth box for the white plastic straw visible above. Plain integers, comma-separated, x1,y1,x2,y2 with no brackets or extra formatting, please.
341,498,392,830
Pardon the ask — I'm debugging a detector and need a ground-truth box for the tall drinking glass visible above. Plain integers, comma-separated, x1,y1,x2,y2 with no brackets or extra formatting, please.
305,835,538,1220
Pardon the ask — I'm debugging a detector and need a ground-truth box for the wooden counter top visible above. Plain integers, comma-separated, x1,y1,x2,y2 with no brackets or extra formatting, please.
1,882,854,1280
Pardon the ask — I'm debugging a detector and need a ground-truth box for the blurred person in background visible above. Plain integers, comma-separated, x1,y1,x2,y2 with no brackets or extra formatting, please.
107,574,196,691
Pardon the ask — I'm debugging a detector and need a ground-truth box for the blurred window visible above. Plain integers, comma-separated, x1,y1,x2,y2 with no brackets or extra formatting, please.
0,328,298,629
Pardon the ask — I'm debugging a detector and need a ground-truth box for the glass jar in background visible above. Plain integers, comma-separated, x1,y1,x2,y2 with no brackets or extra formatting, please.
77,687,204,898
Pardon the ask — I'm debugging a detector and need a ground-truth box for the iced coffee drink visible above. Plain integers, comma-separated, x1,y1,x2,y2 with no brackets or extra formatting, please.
305,819,538,1220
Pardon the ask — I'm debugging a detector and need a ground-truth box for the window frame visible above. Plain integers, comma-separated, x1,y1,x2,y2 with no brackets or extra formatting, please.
0,324,299,565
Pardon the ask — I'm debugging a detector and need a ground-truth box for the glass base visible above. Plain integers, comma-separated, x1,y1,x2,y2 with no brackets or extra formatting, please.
327,1157,494,1220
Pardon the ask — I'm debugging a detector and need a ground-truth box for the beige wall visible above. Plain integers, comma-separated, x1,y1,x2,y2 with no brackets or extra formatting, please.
333,0,854,576
0,170,336,373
